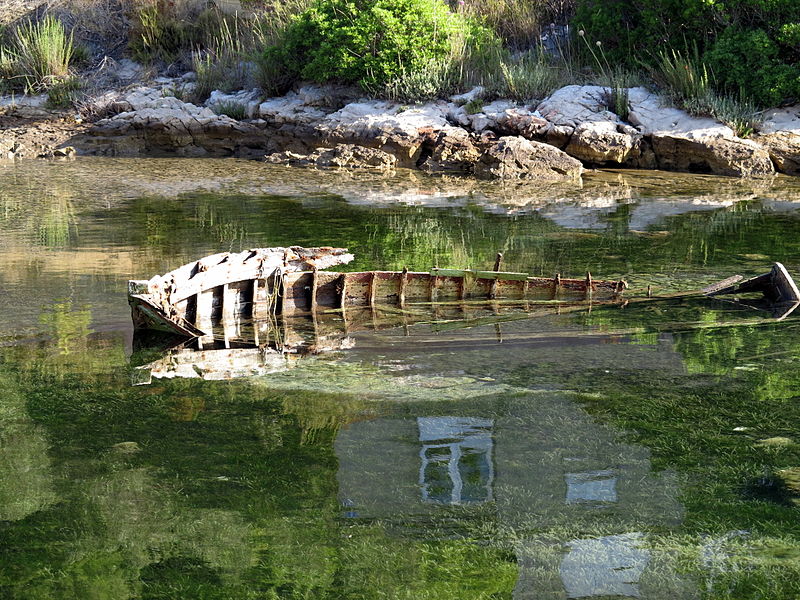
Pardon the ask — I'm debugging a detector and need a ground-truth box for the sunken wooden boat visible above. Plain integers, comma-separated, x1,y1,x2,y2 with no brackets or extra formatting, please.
128,247,628,338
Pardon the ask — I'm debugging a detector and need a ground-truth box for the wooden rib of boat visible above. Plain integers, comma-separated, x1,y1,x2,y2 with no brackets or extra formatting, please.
128,247,628,338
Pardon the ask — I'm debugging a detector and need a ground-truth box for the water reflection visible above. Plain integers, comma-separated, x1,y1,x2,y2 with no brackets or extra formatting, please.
1,159,800,598
564,469,618,505
559,533,649,598
418,416,494,505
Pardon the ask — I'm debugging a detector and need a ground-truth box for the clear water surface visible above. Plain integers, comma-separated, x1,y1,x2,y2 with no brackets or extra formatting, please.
2,158,800,599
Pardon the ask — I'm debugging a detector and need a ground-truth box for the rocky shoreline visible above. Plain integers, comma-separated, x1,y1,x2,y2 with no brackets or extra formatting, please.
3,73,800,180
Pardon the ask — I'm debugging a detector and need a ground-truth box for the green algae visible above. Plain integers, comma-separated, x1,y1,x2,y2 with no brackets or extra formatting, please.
1,159,800,598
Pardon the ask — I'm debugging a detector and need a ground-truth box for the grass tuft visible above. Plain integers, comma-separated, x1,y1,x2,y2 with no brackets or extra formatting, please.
376,57,457,103
651,47,761,138
192,16,270,103
577,31,632,121
8,16,75,93
495,50,567,103
211,99,248,120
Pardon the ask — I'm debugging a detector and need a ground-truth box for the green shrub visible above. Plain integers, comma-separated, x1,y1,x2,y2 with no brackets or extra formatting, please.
495,51,567,103
45,76,82,109
461,0,567,50
263,0,500,92
191,18,255,102
573,0,800,107
650,46,761,138
705,28,800,108
130,1,191,64
378,58,458,102
464,97,484,114
651,46,710,106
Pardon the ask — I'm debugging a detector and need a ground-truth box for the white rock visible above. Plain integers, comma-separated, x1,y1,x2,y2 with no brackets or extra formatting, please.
537,85,618,128
446,103,471,127
450,86,485,105
0,93,48,108
627,87,734,138
113,58,144,83
758,106,800,135
258,93,328,124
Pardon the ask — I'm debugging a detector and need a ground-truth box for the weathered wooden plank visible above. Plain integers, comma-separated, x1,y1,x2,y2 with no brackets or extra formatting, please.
399,267,408,306
432,268,530,281
310,268,319,312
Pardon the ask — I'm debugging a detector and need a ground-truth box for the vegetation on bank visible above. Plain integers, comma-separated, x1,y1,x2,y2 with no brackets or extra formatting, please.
0,0,798,131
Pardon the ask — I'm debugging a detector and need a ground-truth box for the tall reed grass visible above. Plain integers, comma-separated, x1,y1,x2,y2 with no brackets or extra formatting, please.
4,16,75,93
496,50,569,102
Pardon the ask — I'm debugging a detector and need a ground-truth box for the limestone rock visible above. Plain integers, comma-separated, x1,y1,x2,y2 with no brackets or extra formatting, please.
627,87,733,137
419,127,481,174
755,132,800,175
475,136,584,180
627,87,774,176
650,135,774,177
537,85,618,128
755,106,800,174
317,102,450,166
206,88,261,119
450,86,485,105
565,121,641,165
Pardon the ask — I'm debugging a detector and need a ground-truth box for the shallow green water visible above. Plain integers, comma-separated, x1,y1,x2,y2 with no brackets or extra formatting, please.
2,158,800,599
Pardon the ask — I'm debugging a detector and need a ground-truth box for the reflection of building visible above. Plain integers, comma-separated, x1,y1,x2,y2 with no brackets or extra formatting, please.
418,417,494,505
335,391,696,599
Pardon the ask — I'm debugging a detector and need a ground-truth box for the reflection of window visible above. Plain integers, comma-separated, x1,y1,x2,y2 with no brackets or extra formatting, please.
565,469,617,505
559,532,649,598
417,417,494,505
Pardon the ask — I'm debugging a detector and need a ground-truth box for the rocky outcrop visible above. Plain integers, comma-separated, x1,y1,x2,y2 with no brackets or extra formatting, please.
626,87,774,177
475,137,584,180
536,85,647,166
648,135,774,177
3,73,796,178
418,127,482,173
754,107,800,175
74,85,580,179
535,85,775,176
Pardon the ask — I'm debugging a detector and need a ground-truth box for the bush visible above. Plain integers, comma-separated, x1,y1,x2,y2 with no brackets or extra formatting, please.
211,99,248,120
46,76,82,108
191,18,257,102
573,0,800,107
461,0,574,50
263,0,500,93
650,46,760,138
705,28,800,108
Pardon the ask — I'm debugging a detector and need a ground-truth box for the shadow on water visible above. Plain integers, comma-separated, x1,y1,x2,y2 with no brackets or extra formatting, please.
1,159,800,598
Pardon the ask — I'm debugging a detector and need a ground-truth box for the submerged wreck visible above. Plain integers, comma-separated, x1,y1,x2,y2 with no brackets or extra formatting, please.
128,248,800,340
127,251,800,385
128,246,628,338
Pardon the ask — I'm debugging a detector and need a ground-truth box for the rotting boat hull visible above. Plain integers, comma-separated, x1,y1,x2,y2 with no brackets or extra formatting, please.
127,248,627,338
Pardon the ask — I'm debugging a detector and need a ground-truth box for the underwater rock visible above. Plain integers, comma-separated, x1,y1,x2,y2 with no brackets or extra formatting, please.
266,144,397,170
111,441,142,453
